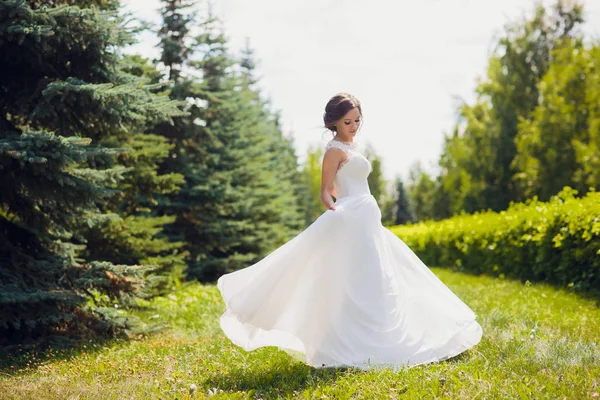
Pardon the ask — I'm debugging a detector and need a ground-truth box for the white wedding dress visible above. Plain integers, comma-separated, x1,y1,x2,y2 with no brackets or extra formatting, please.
217,139,482,370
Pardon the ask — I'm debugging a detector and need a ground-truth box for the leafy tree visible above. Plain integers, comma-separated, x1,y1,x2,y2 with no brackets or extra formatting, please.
438,1,584,213
437,118,492,215
300,145,326,225
513,39,600,199
380,180,396,226
364,143,386,206
481,0,583,208
407,162,437,221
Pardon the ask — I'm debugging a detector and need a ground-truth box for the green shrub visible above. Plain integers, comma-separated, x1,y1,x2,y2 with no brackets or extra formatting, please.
390,187,600,294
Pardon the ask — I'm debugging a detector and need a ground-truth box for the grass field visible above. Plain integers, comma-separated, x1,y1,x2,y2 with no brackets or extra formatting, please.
1,269,599,399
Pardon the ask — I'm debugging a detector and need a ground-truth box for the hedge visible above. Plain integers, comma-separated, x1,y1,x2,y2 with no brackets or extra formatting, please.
390,187,600,295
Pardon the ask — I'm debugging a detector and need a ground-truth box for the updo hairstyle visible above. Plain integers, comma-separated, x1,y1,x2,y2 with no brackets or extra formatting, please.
323,93,362,133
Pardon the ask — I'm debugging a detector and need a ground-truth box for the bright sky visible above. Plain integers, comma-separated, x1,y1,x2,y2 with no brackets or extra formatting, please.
122,0,600,181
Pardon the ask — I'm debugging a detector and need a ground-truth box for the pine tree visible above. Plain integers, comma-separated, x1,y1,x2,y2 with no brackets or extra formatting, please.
0,0,184,345
393,177,414,225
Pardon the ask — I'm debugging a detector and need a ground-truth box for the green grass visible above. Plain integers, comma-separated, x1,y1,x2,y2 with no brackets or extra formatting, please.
1,269,599,399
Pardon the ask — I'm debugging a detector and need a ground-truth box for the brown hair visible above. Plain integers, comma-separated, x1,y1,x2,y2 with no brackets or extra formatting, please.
323,93,362,132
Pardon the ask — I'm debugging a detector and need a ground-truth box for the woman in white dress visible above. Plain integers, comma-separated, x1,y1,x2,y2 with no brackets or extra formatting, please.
217,93,483,370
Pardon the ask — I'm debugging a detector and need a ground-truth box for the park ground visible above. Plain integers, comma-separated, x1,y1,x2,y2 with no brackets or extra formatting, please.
1,268,599,399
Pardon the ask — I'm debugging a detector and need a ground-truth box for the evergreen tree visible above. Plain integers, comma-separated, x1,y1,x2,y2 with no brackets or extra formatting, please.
158,0,196,81
28,0,120,10
79,53,189,296
153,0,221,281
155,5,304,281
236,40,304,248
393,177,414,225
239,37,259,86
183,24,263,280
0,0,183,345
286,132,312,229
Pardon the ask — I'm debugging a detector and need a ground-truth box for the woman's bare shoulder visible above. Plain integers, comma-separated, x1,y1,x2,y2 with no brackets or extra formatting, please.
323,144,345,161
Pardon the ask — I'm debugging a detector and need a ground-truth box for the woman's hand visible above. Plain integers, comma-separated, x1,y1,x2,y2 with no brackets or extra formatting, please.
320,191,336,210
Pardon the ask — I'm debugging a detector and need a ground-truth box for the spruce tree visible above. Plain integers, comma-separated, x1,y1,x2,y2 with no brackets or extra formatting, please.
0,0,183,345
179,19,268,280
158,0,196,82
154,3,240,281
236,41,304,253
155,5,304,281
80,54,189,296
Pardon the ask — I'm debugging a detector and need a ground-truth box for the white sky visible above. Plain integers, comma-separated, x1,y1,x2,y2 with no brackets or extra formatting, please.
122,0,600,181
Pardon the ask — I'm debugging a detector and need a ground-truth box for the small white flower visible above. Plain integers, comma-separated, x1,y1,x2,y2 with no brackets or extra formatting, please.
189,384,197,391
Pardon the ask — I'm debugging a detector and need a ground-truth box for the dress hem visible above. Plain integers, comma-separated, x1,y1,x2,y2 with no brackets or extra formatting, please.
218,278,482,371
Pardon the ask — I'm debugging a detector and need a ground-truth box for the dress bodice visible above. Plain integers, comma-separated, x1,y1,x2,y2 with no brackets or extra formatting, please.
325,139,373,199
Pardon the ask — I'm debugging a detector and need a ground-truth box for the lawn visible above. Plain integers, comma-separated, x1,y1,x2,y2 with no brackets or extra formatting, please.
1,269,599,399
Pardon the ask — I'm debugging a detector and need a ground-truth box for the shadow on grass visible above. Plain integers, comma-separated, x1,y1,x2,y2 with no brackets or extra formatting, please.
205,351,469,398
0,335,123,377
571,288,600,307
204,361,356,398
0,315,166,376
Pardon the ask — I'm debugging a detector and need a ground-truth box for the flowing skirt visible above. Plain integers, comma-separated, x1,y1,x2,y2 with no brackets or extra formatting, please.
217,193,482,370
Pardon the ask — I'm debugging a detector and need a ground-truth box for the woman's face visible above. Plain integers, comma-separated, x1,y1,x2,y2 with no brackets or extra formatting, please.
334,107,362,140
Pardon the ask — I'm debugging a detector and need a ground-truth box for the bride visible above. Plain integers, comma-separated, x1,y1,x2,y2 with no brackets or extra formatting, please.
217,93,483,370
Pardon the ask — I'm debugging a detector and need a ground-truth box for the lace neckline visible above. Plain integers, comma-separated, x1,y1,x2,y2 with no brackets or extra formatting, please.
328,139,357,151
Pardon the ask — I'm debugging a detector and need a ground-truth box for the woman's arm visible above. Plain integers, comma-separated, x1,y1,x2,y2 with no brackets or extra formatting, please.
320,149,343,210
